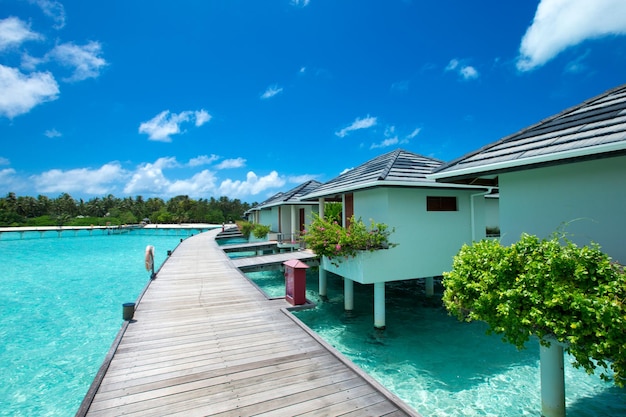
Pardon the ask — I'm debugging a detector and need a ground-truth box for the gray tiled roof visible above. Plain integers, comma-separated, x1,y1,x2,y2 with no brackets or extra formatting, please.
252,180,322,210
431,83,626,183
302,149,444,199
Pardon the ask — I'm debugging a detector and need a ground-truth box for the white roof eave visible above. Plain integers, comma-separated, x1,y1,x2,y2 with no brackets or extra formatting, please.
429,141,626,181
302,180,490,200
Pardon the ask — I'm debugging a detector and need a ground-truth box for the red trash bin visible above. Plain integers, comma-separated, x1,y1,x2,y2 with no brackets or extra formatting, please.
283,259,309,305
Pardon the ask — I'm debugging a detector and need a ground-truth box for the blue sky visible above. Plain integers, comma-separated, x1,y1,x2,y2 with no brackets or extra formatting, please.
1,0,625,203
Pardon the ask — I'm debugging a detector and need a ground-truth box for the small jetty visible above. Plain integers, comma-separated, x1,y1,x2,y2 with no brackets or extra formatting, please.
78,228,418,416
232,250,319,272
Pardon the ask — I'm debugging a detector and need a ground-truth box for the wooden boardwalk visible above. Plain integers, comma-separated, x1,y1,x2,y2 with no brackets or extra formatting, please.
79,229,419,417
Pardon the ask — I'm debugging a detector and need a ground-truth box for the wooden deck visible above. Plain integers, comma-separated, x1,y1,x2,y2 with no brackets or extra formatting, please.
220,241,279,253
79,229,419,417
231,250,319,272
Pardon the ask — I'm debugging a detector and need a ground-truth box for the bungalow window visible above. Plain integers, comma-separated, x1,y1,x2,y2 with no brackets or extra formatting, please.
427,196,457,212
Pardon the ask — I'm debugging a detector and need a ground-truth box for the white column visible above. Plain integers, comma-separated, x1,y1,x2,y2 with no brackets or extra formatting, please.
319,268,327,298
540,340,566,417
374,282,386,329
290,205,296,237
425,276,434,297
344,278,354,311
318,198,327,297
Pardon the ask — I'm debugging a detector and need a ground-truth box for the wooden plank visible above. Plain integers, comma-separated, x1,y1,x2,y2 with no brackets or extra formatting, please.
81,229,419,417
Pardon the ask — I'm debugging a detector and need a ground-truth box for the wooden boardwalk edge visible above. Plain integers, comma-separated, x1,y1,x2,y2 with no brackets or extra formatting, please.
281,308,420,417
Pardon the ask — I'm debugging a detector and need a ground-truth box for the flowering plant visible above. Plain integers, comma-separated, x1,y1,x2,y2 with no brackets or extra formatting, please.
302,213,397,266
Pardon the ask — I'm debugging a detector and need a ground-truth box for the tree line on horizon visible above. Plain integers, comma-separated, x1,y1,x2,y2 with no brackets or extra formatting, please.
0,192,255,227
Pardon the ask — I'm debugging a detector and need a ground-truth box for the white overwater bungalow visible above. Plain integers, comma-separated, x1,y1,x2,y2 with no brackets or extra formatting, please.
301,149,497,329
429,82,626,417
246,180,322,247
430,83,626,263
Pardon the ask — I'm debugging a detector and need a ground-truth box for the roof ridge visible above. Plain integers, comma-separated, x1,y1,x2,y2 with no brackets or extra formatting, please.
378,149,403,180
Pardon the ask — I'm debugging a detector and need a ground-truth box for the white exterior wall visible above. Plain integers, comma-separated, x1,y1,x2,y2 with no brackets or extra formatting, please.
258,209,277,232
324,187,485,283
275,204,319,235
485,196,499,231
499,155,626,263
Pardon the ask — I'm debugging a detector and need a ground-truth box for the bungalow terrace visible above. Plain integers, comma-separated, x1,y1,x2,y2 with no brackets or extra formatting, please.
246,180,322,246
430,83,626,264
301,149,494,328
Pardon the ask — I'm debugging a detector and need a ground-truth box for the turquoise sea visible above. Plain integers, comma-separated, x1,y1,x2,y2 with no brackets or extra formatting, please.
2,230,625,416
0,229,203,417
244,267,626,416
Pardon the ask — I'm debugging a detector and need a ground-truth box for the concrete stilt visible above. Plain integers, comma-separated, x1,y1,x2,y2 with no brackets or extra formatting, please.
425,276,434,297
540,339,566,417
344,278,354,311
374,282,385,329
319,268,327,298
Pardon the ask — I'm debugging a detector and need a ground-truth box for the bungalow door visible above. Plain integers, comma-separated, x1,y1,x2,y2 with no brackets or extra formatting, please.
344,193,354,228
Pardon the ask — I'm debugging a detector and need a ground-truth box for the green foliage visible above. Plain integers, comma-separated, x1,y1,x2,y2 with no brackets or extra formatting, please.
324,202,343,224
252,224,271,239
0,192,252,227
443,233,626,386
302,213,397,266
237,220,255,239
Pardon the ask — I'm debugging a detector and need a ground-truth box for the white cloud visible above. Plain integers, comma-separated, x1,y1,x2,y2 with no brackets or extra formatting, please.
460,66,479,80
216,158,246,169
47,41,107,82
167,170,218,195
0,17,42,51
335,115,377,137
0,64,59,118
123,158,178,194
194,109,211,126
0,157,10,165
291,0,310,7
406,127,421,139
445,59,459,71
370,137,399,149
517,0,626,71
261,85,284,99
188,154,219,167
445,59,479,80
370,125,418,149
139,109,211,142
44,128,62,138
32,162,128,195
218,171,285,198
31,0,66,29
0,168,24,191
391,80,410,92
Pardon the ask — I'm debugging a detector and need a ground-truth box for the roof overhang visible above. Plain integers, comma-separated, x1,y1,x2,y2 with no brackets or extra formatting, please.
301,180,491,200
429,142,626,184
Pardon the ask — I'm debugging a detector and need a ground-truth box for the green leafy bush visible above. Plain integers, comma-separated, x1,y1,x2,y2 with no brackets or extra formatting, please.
302,213,397,266
236,220,255,239
443,233,626,386
252,224,270,239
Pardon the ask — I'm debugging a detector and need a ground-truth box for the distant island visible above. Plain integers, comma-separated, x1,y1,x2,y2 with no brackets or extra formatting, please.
0,192,254,227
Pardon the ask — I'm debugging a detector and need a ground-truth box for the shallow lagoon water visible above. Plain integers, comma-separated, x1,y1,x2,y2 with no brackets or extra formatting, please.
245,267,626,417
0,230,198,416
2,232,624,416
